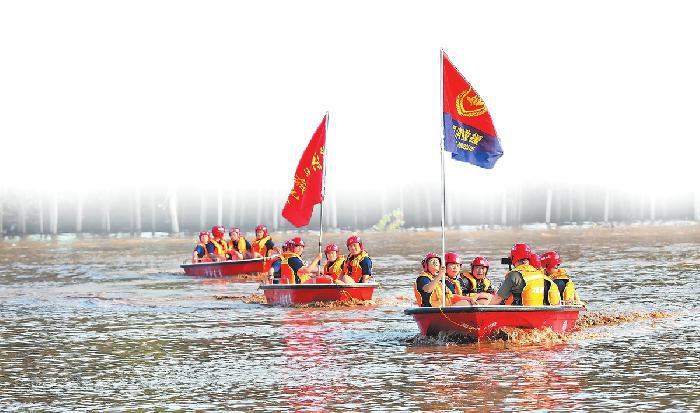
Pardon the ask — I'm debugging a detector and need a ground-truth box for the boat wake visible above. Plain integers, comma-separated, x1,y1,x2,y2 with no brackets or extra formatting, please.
575,310,672,328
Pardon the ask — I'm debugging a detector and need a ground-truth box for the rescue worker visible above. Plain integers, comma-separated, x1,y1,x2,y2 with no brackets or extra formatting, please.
443,252,468,304
529,252,543,271
459,256,495,304
413,252,451,307
192,231,211,263
487,243,561,306
323,243,348,284
541,250,581,303
279,237,321,284
269,240,290,284
206,225,229,262
343,235,372,283
251,225,274,258
227,227,251,260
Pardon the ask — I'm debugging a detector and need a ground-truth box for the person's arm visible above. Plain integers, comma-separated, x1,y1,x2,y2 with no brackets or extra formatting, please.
206,243,225,262
488,272,519,305
422,267,446,293
265,240,275,256
359,257,372,282
300,254,322,274
288,257,304,280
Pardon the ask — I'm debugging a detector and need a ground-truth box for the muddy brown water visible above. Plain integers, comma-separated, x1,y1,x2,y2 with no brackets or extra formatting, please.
1,225,699,411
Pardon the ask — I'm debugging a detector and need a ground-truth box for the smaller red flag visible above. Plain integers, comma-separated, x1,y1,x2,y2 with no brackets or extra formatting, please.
282,115,327,228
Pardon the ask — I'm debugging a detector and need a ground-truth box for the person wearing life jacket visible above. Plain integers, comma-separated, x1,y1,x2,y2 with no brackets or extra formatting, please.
486,243,560,306
279,237,321,284
206,225,229,262
529,252,543,271
459,256,495,305
269,240,290,284
444,252,472,305
541,250,581,303
251,225,274,258
413,252,452,307
343,235,372,283
323,243,348,283
227,227,252,260
192,231,213,263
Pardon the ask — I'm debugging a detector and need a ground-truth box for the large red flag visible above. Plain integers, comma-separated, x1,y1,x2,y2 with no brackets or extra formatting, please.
282,115,326,227
442,51,503,169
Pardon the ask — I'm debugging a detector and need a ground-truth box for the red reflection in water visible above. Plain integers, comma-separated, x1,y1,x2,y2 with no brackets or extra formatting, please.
408,343,582,411
278,309,370,411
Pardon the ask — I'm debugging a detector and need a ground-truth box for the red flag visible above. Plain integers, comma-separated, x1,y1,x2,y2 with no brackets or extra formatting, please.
282,115,327,227
442,51,503,169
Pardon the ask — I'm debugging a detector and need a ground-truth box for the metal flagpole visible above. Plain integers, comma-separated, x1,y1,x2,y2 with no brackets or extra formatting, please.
318,112,329,277
439,49,447,307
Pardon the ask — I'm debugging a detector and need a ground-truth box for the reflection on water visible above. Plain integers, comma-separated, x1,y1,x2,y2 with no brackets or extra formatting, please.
1,226,699,410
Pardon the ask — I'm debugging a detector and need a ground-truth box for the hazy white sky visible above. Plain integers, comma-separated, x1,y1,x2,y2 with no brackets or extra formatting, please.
1,1,698,195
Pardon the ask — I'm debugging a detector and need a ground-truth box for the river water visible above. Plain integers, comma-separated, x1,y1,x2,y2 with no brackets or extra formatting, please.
1,225,699,411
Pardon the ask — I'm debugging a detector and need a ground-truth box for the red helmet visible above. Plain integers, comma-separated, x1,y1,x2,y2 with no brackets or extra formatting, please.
198,231,209,239
529,253,543,270
510,243,532,264
421,252,441,272
281,240,290,252
229,227,240,236
324,243,339,254
255,225,268,237
444,252,462,266
290,237,305,247
211,225,225,239
346,235,363,251
541,251,561,271
471,256,490,273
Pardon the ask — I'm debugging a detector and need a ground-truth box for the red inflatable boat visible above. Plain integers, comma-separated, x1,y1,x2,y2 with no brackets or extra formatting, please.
405,305,584,341
181,258,273,280
259,281,379,306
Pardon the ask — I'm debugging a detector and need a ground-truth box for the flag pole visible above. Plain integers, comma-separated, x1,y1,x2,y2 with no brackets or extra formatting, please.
439,49,447,307
318,112,329,278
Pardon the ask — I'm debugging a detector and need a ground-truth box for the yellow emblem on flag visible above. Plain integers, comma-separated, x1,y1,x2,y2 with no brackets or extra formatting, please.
456,86,487,117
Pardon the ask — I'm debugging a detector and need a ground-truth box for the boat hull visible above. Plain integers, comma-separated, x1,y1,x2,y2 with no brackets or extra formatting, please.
259,282,379,305
181,258,272,279
404,305,583,341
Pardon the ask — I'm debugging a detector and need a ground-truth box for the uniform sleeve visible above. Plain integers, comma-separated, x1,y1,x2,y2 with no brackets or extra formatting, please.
271,259,281,274
245,240,252,250
416,275,431,292
288,257,304,274
194,245,205,257
497,271,524,300
206,243,215,254
360,257,372,275
266,240,275,250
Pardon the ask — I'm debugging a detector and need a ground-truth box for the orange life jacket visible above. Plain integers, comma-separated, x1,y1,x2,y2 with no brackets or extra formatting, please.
324,255,346,281
280,251,310,284
344,251,369,282
549,268,577,301
252,236,272,257
460,272,492,296
208,238,227,256
227,237,247,254
413,272,460,307
193,243,211,262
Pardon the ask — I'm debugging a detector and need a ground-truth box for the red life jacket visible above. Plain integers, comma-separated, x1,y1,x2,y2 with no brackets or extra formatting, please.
344,251,369,282
324,255,346,281
280,251,301,284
